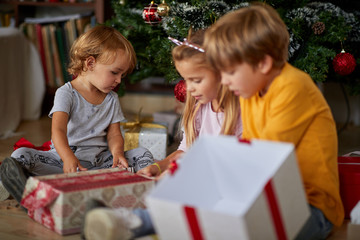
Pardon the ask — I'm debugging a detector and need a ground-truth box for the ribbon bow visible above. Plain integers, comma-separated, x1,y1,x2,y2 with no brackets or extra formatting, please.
120,108,166,151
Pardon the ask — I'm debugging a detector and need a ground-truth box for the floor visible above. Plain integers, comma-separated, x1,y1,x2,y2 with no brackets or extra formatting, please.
0,116,79,240
0,115,359,239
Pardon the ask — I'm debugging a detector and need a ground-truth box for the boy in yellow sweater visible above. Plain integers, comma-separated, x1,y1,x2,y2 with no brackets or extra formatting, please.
204,3,344,239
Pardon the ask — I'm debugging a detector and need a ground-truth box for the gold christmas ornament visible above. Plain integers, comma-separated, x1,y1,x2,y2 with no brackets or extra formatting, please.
157,0,170,16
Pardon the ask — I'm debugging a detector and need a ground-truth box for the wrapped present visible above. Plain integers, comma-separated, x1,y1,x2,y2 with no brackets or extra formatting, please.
338,155,360,219
21,168,155,235
121,111,168,160
146,136,310,240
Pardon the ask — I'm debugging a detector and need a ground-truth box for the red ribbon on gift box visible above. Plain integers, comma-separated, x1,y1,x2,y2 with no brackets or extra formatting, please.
184,206,204,240
265,179,287,240
168,160,179,175
182,179,287,240
238,138,251,144
13,137,51,151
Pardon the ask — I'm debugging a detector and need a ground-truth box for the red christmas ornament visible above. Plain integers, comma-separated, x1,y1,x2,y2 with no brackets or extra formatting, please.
333,50,357,76
142,1,162,25
174,79,186,102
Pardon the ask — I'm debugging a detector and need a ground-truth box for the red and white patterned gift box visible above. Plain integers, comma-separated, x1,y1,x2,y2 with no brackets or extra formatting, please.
21,168,155,235
146,136,310,240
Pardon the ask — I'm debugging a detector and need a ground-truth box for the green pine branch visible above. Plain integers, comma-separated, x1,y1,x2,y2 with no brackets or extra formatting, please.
107,0,360,96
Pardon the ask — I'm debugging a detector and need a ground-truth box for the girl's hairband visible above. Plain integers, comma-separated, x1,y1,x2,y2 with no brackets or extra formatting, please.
168,36,205,53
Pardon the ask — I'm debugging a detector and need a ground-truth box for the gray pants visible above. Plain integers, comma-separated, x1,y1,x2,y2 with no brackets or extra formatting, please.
10,146,154,176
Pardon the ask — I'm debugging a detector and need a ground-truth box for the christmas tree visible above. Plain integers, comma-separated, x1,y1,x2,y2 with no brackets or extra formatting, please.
106,0,360,96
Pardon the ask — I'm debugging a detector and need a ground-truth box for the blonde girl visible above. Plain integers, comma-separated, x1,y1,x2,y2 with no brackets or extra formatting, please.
138,28,242,177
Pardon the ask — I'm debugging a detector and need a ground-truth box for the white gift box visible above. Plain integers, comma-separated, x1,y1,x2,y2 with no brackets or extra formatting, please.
121,122,168,160
138,127,167,160
146,136,310,240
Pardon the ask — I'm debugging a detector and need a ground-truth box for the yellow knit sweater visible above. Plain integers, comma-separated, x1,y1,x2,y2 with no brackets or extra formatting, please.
240,63,344,226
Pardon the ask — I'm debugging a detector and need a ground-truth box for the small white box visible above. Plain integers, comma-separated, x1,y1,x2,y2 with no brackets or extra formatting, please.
121,123,168,160
146,136,310,240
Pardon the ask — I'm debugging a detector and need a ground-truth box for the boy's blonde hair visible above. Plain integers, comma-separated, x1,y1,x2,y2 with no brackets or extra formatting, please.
68,25,136,76
204,3,289,70
172,29,241,147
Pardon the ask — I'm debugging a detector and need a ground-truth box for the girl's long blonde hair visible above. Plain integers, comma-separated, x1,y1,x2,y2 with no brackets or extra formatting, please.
171,28,241,147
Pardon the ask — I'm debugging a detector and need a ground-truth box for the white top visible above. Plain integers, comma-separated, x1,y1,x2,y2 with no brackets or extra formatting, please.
177,102,242,151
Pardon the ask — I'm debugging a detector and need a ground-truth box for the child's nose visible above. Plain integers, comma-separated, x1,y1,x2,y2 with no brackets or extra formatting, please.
115,76,121,84
221,74,230,85
186,83,194,92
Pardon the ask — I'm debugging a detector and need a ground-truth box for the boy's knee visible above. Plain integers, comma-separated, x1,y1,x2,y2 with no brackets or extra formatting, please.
11,147,29,159
124,147,154,172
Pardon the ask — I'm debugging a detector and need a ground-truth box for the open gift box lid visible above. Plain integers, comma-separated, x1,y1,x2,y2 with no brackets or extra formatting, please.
146,136,310,240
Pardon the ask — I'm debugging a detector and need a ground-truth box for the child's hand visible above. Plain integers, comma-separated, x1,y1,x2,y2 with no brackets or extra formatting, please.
155,169,169,181
63,158,87,173
137,164,161,177
112,155,129,169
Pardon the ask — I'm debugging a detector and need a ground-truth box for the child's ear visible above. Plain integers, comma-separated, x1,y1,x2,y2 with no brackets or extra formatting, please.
85,56,96,70
258,55,273,74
